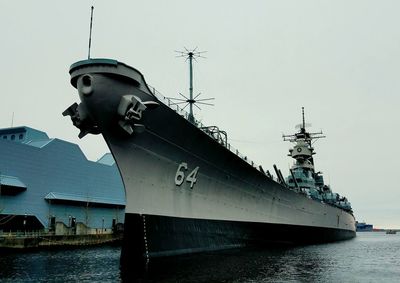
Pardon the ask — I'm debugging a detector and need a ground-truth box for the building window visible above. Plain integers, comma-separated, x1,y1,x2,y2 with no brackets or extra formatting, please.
11,135,15,140
2,136,6,139
19,134,23,140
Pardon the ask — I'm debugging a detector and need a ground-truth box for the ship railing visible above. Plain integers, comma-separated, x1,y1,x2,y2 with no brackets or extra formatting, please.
148,85,261,170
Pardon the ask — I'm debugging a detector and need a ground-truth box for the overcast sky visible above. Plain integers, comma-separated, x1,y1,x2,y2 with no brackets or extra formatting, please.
1,1,399,228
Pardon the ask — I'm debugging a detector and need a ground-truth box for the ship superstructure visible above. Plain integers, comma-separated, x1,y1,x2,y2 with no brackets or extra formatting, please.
283,108,352,212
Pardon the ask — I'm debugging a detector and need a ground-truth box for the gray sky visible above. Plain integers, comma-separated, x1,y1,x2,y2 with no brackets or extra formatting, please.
1,1,399,228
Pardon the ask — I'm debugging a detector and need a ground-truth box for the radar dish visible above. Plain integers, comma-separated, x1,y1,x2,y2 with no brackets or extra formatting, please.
295,123,311,129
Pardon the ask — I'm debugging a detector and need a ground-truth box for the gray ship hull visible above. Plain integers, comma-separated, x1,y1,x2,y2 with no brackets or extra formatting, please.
65,59,356,274
121,213,354,277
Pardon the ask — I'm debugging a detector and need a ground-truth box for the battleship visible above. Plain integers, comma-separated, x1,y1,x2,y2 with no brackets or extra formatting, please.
63,54,356,272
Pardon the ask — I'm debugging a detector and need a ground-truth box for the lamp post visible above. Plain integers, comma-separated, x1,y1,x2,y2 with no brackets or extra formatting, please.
23,213,27,235
0,173,3,214
68,215,71,235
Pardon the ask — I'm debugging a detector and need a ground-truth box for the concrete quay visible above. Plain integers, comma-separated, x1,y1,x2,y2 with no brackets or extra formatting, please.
0,232,122,249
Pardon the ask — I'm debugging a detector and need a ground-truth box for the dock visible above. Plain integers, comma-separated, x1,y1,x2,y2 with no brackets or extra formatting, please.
0,230,122,249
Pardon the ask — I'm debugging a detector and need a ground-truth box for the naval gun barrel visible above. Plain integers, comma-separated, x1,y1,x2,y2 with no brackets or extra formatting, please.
290,169,300,189
273,164,287,187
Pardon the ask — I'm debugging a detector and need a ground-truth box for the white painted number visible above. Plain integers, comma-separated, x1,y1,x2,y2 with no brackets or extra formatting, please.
186,166,199,188
174,162,200,189
174,162,187,186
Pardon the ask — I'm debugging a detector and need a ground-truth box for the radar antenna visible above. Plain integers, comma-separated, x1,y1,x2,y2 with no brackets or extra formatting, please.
170,48,214,123
295,107,312,130
283,107,326,144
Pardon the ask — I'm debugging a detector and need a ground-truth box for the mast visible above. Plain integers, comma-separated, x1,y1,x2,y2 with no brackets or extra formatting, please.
283,108,325,145
88,6,94,59
188,52,194,122
283,107,325,168
171,48,214,124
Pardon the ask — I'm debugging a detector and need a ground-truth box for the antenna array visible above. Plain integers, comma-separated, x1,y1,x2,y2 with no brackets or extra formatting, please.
283,107,326,143
169,48,214,123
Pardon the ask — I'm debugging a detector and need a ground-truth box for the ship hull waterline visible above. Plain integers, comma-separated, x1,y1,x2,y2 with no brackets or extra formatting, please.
66,59,356,272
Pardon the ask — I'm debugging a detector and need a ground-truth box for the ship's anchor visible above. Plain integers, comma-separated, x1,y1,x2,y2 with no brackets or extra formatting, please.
117,95,159,135
62,102,100,138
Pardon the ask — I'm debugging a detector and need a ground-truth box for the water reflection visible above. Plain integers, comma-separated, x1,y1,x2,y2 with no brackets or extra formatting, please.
121,245,330,283
0,246,121,282
1,233,400,282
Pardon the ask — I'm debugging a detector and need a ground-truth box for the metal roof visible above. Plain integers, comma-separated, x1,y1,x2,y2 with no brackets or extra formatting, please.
0,125,125,228
44,192,125,207
96,153,115,166
0,175,27,188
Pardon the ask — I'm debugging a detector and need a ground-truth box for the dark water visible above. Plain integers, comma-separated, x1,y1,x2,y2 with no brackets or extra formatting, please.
0,232,399,282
